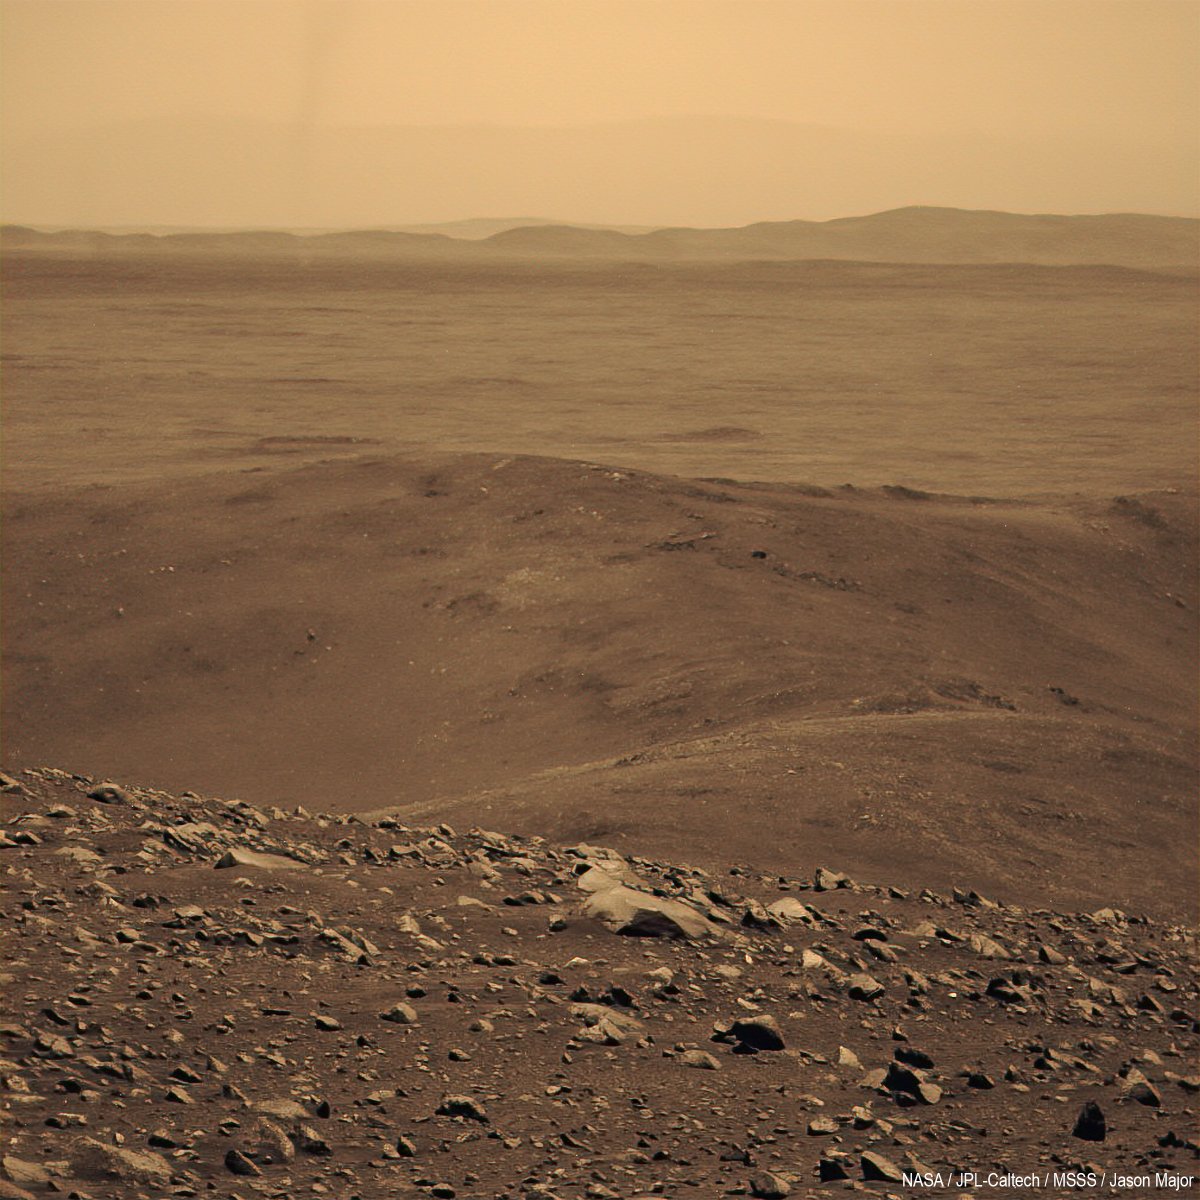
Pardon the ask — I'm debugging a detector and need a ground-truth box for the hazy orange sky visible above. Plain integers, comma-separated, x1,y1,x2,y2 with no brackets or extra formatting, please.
2,0,1197,227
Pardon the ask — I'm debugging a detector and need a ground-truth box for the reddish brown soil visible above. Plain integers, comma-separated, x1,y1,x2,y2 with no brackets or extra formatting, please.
3,453,1195,921
0,769,1195,1199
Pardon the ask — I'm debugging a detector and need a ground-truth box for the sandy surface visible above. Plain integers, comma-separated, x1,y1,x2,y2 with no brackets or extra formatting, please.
3,446,1195,920
3,255,1196,496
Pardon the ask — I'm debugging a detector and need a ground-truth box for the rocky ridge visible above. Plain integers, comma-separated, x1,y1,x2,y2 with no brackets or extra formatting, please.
0,768,1196,1198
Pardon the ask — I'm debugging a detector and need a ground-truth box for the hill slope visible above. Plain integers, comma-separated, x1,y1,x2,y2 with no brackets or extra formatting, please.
3,452,1195,918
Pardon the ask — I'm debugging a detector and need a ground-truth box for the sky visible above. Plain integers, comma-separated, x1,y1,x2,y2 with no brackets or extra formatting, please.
2,0,1197,227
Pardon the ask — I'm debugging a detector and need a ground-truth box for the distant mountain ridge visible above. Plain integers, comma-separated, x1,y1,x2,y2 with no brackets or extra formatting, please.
388,216,663,239
3,206,1197,268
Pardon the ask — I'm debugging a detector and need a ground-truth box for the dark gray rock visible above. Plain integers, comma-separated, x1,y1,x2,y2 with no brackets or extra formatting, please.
436,1094,489,1123
819,1153,852,1181
729,1014,785,1052
884,1061,942,1104
1072,1101,1106,1141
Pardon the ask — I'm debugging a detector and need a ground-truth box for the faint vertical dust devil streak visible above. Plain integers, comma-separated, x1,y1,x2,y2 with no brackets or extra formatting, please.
291,0,350,227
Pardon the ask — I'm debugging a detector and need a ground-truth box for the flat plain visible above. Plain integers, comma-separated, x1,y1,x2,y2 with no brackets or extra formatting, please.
3,253,1196,494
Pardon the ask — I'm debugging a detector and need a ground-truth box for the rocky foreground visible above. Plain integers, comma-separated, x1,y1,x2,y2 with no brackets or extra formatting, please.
0,768,1196,1199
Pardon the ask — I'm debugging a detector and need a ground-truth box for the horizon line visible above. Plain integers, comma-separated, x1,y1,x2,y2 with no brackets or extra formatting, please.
6,204,1200,237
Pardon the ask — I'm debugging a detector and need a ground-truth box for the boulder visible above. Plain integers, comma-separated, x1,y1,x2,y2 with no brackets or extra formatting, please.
582,884,716,940
253,1098,310,1120
861,1150,904,1182
2,1159,53,1187
884,1061,941,1104
86,783,129,804
847,973,885,1001
814,867,851,891
734,1014,786,1052
968,932,1011,960
750,1172,792,1198
766,897,818,924
72,1139,171,1186
436,1094,489,1123
214,847,303,871
380,1002,419,1024
570,1002,644,1045
1072,1101,1106,1141
240,1117,295,1164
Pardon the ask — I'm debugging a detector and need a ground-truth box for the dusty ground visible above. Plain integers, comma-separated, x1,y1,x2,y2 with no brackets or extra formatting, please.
3,451,1195,921
1,243,1197,1196
2,254,1196,495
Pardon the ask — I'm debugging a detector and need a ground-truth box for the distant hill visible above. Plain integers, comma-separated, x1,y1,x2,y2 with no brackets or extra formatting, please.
384,217,662,239
0,224,458,258
3,207,1197,268
484,208,1200,268
1,218,660,238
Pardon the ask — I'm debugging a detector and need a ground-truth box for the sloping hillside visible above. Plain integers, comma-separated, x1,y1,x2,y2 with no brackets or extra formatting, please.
4,452,1195,917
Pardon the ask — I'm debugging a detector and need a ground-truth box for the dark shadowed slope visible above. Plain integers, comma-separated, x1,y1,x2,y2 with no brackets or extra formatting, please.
3,452,1195,918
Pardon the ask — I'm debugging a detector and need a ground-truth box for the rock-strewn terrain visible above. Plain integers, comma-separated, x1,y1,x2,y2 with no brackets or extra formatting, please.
2,768,1196,1198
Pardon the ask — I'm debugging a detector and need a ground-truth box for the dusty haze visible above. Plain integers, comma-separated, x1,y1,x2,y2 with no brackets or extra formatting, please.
2,0,1198,227
2,4,1199,1192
